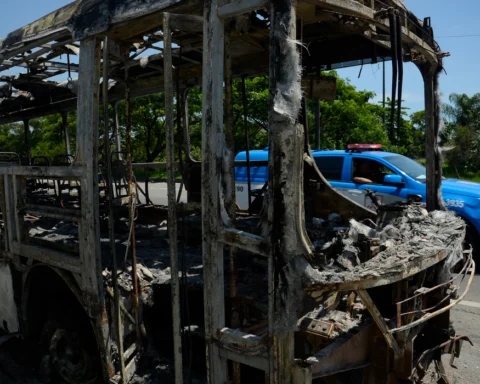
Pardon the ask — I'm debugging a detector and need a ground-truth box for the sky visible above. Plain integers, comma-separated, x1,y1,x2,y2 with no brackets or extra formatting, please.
1,0,479,114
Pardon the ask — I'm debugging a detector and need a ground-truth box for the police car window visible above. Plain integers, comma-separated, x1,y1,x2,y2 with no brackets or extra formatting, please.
314,157,344,180
352,159,395,184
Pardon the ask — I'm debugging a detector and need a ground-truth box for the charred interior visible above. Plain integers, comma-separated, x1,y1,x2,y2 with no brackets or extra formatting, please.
0,0,473,383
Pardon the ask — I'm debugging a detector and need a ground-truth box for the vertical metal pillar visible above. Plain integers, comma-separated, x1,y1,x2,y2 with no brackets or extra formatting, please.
23,119,30,165
423,65,442,211
396,15,404,142
267,0,306,382
201,0,228,380
163,13,184,384
314,100,320,150
75,37,103,308
389,10,398,143
61,113,71,155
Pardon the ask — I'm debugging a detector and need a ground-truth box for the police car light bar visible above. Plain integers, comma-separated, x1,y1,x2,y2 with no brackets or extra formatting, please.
347,144,383,151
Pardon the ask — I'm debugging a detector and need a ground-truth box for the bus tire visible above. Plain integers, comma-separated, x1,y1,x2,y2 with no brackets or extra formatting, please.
38,313,98,384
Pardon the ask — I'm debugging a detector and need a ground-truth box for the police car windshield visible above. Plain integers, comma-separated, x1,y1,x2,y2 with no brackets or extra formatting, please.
384,155,427,182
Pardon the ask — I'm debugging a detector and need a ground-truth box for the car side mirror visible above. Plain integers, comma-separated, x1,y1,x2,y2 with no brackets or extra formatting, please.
384,174,404,187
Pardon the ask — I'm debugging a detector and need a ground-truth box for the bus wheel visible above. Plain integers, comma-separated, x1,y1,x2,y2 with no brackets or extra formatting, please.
39,315,98,384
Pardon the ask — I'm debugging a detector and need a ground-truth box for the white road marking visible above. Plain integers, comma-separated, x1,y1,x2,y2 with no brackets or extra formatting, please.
459,300,480,309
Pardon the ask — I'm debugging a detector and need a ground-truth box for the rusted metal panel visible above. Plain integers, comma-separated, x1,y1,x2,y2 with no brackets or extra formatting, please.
357,290,401,357
301,76,336,100
306,324,373,379
299,318,335,339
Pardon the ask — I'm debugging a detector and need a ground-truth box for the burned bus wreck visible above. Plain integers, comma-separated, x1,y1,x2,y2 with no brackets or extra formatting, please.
0,0,474,383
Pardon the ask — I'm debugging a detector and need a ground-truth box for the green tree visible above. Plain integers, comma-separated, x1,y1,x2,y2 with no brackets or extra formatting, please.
307,72,389,150
443,93,480,171
0,122,25,159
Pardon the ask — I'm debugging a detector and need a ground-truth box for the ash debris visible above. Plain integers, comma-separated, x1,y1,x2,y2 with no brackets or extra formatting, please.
306,205,465,283
28,217,204,287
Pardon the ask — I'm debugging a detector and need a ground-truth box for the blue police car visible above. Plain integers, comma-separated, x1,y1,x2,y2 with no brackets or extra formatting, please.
235,144,480,249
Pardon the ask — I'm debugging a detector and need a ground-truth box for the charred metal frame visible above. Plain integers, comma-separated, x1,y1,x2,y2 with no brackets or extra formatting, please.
0,0,466,383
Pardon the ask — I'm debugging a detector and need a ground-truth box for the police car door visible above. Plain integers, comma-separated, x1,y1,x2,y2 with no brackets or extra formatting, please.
313,155,357,201
350,157,406,209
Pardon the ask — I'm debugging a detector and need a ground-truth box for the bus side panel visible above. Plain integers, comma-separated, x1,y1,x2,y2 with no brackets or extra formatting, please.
234,162,268,210
0,261,19,333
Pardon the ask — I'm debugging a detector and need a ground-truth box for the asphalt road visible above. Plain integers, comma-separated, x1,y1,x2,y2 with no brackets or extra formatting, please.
438,274,480,384
136,181,187,206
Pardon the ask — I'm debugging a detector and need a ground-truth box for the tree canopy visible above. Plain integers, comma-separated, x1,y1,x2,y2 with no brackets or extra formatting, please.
442,93,480,173
1,73,478,180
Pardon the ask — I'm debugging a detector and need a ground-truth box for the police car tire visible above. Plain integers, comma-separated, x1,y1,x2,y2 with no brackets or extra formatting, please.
465,226,480,272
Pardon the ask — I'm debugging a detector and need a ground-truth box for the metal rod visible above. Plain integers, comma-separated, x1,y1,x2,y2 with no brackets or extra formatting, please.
164,13,184,384
106,288,136,325
182,88,192,160
389,9,398,144
314,99,320,150
114,102,123,159
301,97,308,140
103,37,126,384
23,119,30,165
242,76,252,215
315,67,321,149
176,47,184,175
124,50,142,345
382,59,386,129
396,14,404,143
62,113,71,155
423,66,436,211
388,260,475,334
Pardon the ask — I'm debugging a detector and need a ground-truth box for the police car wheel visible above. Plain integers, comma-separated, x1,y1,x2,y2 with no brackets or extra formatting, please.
465,227,480,272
